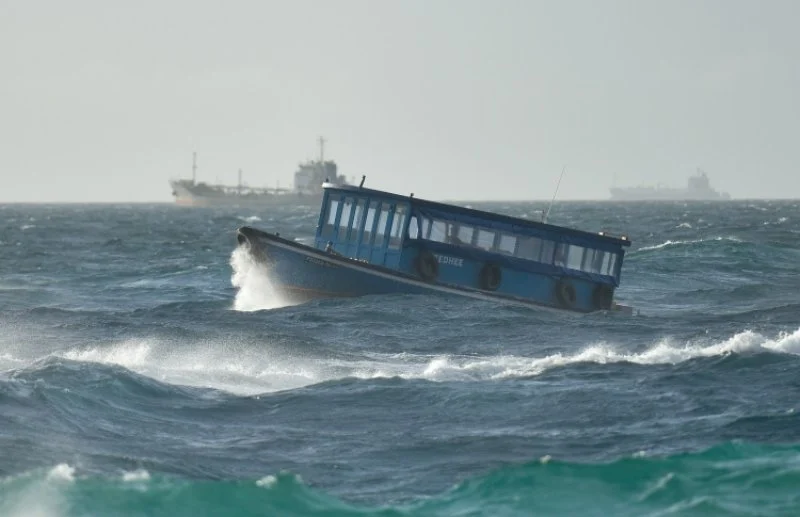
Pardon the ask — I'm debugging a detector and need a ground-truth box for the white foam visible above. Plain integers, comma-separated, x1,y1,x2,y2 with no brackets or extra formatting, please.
23,327,800,396
0,352,25,368
762,327,800,354
256,475,277,488
46,464,75,482
356,327,800,382
64,342,152,368
637,236,742,252
229,246,293,312
60,337,317,395
122,469,151,482
238,215,262,223
638,239,691,251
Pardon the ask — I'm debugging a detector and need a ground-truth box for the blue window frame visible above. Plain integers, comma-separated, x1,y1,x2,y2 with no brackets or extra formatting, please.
362,200,380,246
389,205,407,249
374,204,392,247
321,195,341,239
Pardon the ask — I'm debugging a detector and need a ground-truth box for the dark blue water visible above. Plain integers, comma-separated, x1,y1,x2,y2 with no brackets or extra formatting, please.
2,200,800,516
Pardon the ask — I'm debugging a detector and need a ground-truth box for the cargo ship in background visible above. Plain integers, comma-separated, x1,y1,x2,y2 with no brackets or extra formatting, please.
609,169,730,201
169,137,349,207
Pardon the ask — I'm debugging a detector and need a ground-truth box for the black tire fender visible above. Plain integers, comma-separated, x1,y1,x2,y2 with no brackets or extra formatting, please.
478,262,502,291
414,251,439,282
555,278,577,308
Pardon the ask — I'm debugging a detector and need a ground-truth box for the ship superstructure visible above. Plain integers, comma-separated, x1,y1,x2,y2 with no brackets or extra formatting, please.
609,169,730,201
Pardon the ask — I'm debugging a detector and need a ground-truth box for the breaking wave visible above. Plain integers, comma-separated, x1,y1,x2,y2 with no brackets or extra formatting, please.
2,442,799,517
636,236,743,252
3,327,798,396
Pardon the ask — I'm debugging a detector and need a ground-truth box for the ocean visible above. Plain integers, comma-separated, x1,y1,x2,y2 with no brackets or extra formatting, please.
1,199,799,516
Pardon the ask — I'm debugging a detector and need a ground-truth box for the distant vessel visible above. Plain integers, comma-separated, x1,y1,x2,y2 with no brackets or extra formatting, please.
609,169,730,201
169,137,348,206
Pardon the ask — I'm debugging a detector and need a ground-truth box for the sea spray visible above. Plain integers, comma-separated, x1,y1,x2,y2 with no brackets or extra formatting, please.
45,326,800,394
229,245,292,312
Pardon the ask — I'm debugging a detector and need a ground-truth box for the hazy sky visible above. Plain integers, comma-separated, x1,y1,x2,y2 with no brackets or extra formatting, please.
1,0,798,202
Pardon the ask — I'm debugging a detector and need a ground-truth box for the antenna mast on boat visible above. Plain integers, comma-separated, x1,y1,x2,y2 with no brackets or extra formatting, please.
192,152,197,185
543,166,565,224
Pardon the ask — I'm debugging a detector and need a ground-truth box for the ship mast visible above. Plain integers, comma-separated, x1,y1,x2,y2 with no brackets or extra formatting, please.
192,152,197,185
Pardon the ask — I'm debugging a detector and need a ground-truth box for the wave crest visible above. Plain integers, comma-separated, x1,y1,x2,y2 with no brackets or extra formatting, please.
3,443,800,516
636,236,743,252
6,327,799,395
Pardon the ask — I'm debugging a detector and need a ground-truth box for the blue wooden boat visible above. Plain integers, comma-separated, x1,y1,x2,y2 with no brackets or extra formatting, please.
236,180,633,313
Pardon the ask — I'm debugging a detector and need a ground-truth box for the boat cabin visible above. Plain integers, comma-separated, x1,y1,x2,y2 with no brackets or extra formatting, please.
313,183,631,312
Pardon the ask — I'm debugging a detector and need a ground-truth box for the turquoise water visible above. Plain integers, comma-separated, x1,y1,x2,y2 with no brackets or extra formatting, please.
2,200,800,515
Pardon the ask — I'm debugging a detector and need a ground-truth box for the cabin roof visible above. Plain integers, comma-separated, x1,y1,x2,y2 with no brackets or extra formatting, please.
323,183,631,247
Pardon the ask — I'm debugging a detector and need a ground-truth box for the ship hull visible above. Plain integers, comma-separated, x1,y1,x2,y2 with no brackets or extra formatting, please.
172,193,323,207
609,188,731,201
170,181,321,207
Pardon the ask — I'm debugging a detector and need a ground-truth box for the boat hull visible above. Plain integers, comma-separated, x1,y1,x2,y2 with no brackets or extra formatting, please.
235,227,584,313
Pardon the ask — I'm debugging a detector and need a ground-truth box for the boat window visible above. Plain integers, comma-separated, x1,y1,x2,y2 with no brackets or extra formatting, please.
350,198,366,239
554,243,569,268
475,229,495,251
604,253,618,277
610,254,619,276
540,240,555,264
517,237,543,261
589,249,605,274
592,250,609,274
322,197,340,238
389,206,406,249
374,205,392,245
497,234,517,255
564,245,584,271
579,248,592,273
442,223,457,243
449,224,472,246
362,201,380,246
420,217,432,239
428,220,448,242
339,198,353,232
408,216,420,239
580,249,592,272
